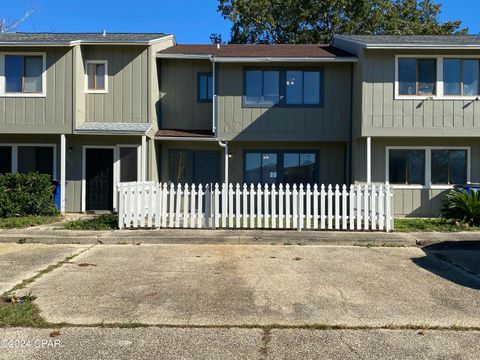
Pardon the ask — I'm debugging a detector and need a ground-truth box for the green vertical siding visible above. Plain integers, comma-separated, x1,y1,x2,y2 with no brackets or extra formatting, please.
217,63,351,142
0,47,73,133
362,49,480,137
159,59,213,130
84,45,149,123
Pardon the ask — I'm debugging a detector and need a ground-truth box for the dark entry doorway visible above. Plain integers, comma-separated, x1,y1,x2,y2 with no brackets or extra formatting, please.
86,148,114,211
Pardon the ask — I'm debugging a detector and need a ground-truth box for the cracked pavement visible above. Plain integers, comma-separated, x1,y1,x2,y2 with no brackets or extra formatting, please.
1,241,480,359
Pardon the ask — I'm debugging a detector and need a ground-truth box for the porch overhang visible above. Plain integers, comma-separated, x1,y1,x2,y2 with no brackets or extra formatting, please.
74,122,152,136
154,129,219,141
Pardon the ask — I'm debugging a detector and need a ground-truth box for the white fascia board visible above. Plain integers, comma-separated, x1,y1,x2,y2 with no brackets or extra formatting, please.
365,44,480,49
156,53,212,60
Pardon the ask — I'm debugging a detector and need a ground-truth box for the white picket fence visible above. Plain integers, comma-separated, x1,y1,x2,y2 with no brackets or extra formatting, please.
118,182,394,232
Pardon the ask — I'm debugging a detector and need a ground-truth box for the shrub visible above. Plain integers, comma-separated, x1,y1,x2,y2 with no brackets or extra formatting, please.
441,188,480,226
64,214,118,230
0,173,58,218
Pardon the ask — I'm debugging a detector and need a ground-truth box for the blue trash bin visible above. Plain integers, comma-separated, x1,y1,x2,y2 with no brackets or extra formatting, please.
457,183,480,194
52,180,61,210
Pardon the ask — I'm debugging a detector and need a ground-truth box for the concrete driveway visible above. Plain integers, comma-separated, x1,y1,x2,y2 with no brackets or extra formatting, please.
0,243,89,294
18,243,480,327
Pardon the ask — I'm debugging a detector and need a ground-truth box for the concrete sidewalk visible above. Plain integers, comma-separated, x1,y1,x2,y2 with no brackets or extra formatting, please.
1,327,479,360
1,227,480,246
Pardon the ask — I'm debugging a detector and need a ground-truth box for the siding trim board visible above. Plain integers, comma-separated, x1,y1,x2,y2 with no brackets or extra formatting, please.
385,145,471,190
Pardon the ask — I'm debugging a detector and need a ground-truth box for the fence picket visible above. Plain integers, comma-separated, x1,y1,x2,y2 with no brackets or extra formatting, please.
385,183,392,232
190,184,196,228
221,183,227,228
175,183,182,228
313,184,319,229
198,184,204,228
235,184,241,228
271,184,277,229
183,184,189,228
249,184,255,229
363,184,369,231
214,184,220,228
349,185,355,231
278,184,284,229
341,185,347,230
327,185,333,230
264,184,270,229
285,184,291,229
356,184,362,230
242,184,248,228
257,184,263,228
320,184,326,230
228,184,234,228
298,184,304,230
292,184,298,229
371,184,377,230
306,184,311,229
378,184,384,231
334,185,340,230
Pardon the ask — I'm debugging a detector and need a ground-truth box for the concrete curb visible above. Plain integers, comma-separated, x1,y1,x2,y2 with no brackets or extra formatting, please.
1,228,479,246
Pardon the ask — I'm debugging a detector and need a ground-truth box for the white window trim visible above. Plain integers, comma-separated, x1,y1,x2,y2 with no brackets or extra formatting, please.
0,143,57,178
85,60,108,94
395,55,480,101
385,146,471,190
0,52,47,97
81,144,141,212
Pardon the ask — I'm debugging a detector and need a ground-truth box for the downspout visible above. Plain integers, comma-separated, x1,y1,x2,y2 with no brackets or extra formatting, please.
218,140,229,185
212,57,217,137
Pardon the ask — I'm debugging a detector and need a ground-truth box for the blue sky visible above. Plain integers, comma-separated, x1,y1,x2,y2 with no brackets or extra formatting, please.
4,0,480,43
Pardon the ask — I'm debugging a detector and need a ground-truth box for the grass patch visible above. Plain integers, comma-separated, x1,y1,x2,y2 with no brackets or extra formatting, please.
394,218,480,233
0,215,61,229
64,214,118,230
0,300,47,327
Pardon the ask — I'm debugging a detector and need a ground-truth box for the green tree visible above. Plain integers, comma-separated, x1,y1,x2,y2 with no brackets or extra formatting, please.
218,0,467,44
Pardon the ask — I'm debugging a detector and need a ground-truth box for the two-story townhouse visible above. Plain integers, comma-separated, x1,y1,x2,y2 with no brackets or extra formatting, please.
333,35,480,217
155,44,356,193
0,32,174,213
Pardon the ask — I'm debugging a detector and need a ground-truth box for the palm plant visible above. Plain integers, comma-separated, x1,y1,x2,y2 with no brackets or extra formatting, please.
442,188,480,226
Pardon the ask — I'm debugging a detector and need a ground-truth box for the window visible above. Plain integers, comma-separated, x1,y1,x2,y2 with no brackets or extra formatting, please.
245,70,280,106
244,151,318,185
169,150,220,184
86,61,107,92
198,73,213,102
0,146,12,174
444,59,479,96
245,152,278,184
286,71,321,105
17,146,54,178
431,150,467,185
119,147,138,183
244,69,323,107
388,150,425,185
398,58,436,96
283,153,317,184
5,55,43,94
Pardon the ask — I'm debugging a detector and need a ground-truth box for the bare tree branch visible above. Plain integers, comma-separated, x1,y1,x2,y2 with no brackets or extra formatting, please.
0,9,34,33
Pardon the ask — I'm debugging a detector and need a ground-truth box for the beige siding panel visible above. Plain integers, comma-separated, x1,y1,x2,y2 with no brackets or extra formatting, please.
0,47,73,133
84,45,148,124
159,59,213,130
218,63,351,142
362,49,480,137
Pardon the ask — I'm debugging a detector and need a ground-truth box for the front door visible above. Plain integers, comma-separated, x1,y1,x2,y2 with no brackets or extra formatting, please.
86,148,114,211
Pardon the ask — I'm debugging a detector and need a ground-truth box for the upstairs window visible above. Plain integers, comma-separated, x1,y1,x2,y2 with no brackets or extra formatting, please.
286,70,321,105
198,73,213,102
86,61,107,92
5,55,43,94
398,58,436,96
245,70,280,106
444,59,479,96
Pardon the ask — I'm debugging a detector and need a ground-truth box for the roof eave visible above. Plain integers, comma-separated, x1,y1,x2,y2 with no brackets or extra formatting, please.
364,44,480,50
156,54,358,62
0,35,173,47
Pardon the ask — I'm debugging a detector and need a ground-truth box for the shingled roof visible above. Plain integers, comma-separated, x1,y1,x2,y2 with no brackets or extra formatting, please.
334,34,480,48
157,44,355,60
0,32,171,45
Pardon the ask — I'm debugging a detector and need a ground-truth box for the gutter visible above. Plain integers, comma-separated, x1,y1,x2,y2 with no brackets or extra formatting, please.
154,136,223,142
0,35,174,47
156,53,358,63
